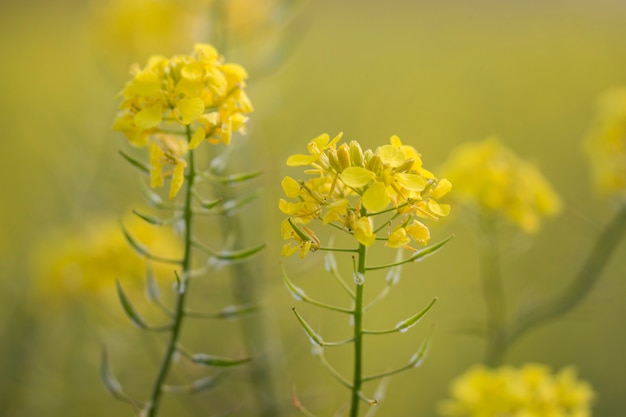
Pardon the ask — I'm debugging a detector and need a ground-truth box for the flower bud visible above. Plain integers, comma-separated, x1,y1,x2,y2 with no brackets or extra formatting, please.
396,158,415,173
349,141,365,167
327,148,342,173
337,144,352,171
367,154,383,176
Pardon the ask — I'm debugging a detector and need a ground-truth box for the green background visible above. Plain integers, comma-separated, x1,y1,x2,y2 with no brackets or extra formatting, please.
1,0,625,416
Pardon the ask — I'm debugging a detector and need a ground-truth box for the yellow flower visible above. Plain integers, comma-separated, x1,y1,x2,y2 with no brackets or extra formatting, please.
113,43,253,198
438,364,595,417
31,215,183,308
440,137,561,234
280,133,451,256
585,87,626,198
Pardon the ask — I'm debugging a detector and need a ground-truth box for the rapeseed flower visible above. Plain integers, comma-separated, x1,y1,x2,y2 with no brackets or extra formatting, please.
280,133,451,257
440,138,561,234
585,87,626,198
113,43,252,198
438,363,595,417
31,215,182,305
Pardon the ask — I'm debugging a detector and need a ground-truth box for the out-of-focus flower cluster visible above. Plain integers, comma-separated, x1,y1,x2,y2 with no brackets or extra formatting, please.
31,216,182,305
438,363,595,417
279,133,451,257
585,87,626,198
440,138,561,234
113,43,253,198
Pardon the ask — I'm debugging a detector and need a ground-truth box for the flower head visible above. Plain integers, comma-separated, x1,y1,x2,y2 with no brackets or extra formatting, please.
440,138,561,234
31,215,182,306
585,87,626,198
280,133,451,257
113,43,253,198
438,363,595,417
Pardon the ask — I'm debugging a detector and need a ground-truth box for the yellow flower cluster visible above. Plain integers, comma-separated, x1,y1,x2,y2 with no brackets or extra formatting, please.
113,43,253,198
31,216,182,305
439,364,595,417
279,133,451,257
585,87,626,198
440,138,561,234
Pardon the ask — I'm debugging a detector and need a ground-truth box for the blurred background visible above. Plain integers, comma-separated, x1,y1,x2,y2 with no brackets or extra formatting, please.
1,0,625,416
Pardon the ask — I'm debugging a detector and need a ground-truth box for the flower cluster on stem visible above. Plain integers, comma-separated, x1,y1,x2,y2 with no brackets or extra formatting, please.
113,43,253,198
280,133,451,257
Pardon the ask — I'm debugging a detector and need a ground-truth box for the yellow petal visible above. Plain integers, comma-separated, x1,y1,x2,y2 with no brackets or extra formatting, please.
430,178,452,199
428,200,450,217
134,103,162,129
362,181,390,212
169,162,186,199
396,173,427,192
132,70,161,97
149,143,164,188
340,167,376,188
387,227,409,248
378,144,406,167
406,220,430,245
353,217,375,247
286,154,318,166
281,176,301,198
177,97,205,124
189,127,206,150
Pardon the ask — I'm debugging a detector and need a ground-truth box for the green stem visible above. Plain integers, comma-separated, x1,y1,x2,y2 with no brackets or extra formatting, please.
479,215,507,367
349,241,367,417
145,126,196,417
505,203,626,348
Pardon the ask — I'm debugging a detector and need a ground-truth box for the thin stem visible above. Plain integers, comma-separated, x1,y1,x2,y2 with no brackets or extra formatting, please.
145,126,196,417
479,214,507,367
349,237,367,417
505,203,626,348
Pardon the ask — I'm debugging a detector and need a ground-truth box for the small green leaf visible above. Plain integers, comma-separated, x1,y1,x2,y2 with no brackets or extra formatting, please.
396,298,437,333
190,353,252,367
119,150,149,174
292,308,324,346
116,280,147,329
214,191,260,215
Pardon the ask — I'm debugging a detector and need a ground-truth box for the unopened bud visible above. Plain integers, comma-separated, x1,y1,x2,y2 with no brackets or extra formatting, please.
337,144,351,171
396,158,415,173
367,155,383,176
327,148,342,172
349,141,365,167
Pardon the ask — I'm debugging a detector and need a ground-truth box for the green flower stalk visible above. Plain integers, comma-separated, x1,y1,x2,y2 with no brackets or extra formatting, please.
280,133,453,416
104,44,259,417
441,136,626,366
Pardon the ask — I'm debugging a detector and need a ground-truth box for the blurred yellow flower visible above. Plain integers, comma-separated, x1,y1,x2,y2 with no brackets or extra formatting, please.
31,215,182,305
90,0,210,68
438,363,595,417
280,133,451,256
440,138,561,234
585,87,626,198
113,43,252,198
